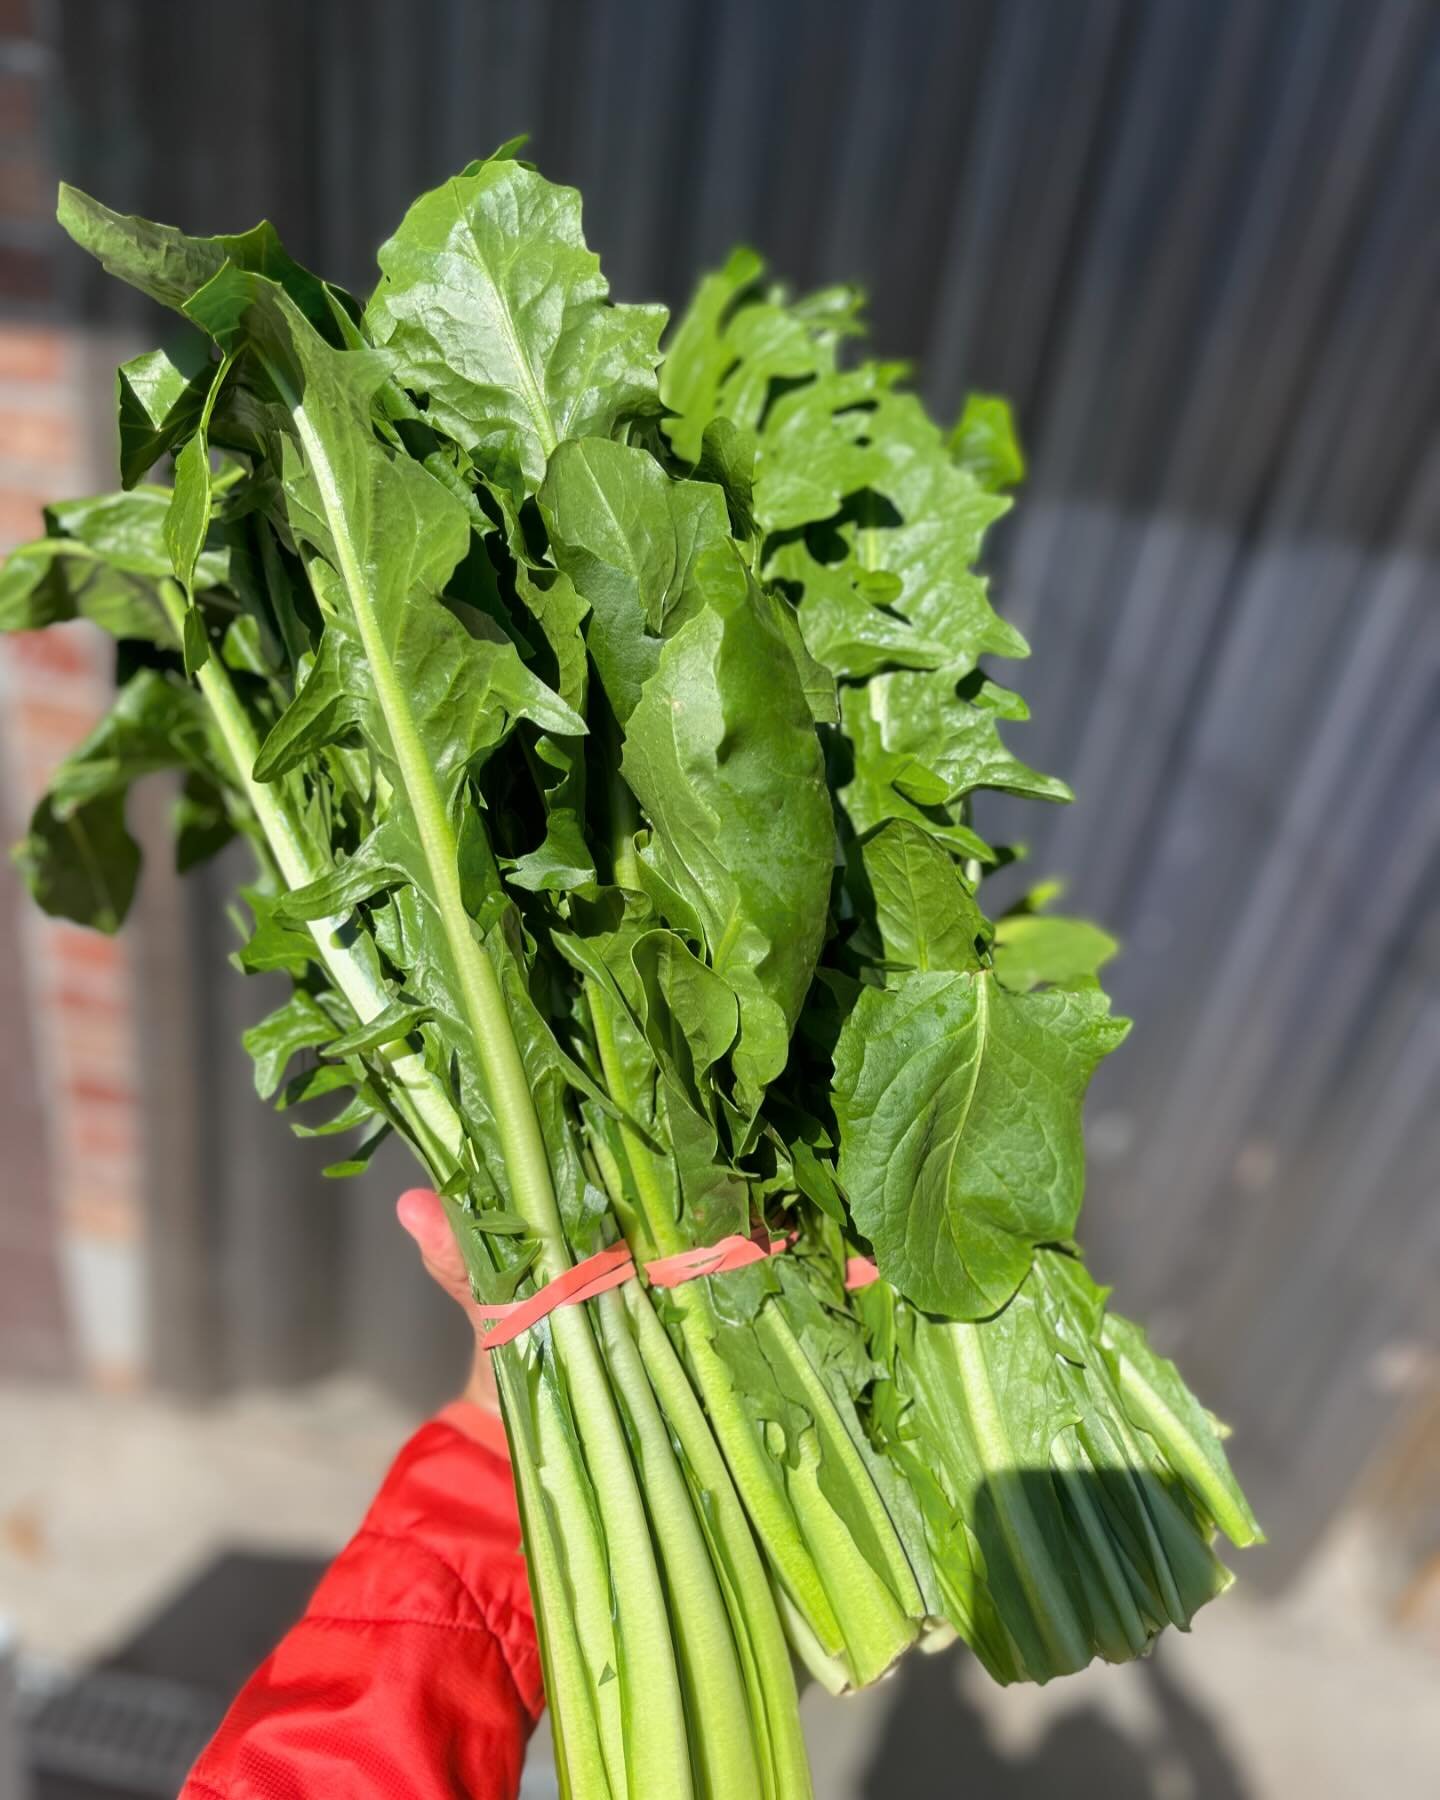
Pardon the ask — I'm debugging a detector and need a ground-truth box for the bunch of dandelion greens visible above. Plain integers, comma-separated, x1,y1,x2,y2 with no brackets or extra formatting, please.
3,141,1260,1799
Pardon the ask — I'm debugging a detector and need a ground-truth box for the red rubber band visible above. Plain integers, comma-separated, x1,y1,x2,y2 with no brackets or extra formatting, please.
844,1254,880,1290
476,1229,799,1349
476,1240,636,1349
645,1231,792,1289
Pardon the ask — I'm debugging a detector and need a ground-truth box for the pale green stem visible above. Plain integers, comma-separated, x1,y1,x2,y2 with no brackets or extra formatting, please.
596,1288,762,1800
1049,1429,1150,1660
622,1285,814,1800
945,1322,1091,1672
279,385,692,1796
495,1357,616,1799
1105,1342,1261,1548
755,1306,924,1619
157,580,463,1170
586,979,844,1655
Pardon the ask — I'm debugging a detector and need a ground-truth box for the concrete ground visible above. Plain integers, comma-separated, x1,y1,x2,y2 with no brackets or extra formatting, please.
1,1376,1436,1798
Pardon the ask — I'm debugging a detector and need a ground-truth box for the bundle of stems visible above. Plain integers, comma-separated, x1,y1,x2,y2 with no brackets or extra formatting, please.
4,142,1259,1797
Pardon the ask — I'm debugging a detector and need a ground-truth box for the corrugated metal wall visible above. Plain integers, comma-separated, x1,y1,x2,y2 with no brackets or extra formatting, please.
47,0,1440,1579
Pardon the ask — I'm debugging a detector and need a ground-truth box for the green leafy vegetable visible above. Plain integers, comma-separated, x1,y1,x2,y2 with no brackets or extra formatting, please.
834,972,1128,1316
367,155,666,500
5,147,1258,1798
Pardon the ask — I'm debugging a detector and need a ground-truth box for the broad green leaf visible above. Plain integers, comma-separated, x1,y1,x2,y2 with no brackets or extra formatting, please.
16,791,139,934
506,808,593,894
36,668,214,812
622,552,833,1115
323,1123,393,1177
949,393,1026,492
186,271,583,812
174,770,235,871
832,695,1001,864
693,417,759,543
659,247,763,462
631,927,739,1119
117,339,212,487
278,1062,358,1114
841,673,1070,827
289,1089,378,1138
765,580,839,727
822,391,1027,670
165,351,234,672
325,996,433,1056
274,822,410,921
538,436,731,722
707,291,859,447
166,433,212,669
241,990,336,1099
0,488,225,644
1100,1312,1264,1547
232,884,315,976
993,914,1118,993
255,603,581,798
834,971,1129,1317
14,668,223,931
772,544,952,681
368,157,666,498
58,183,338,336
506,564,594,893
857,819,991,973
751,367,886,533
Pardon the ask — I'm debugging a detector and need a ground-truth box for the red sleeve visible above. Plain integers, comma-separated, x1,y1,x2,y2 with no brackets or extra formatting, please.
182,1403,543,1800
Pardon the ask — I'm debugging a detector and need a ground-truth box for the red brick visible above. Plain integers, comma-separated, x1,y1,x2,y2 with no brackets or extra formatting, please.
5,625,94,678
0,245,50,304
65,1072,137,1107
51,941,128,989
0,323,62,382
0,153,46,220
54,1000,133,1058
0,73,38,141
64,1192,140,1242
0,404,78,467
53,1023,134,1077
70,1146,139,1188
54,980,128,1018
75,1114,138,1161
49,925,123,969
0,488,45,543
45,971,128,1015
0,0,35,39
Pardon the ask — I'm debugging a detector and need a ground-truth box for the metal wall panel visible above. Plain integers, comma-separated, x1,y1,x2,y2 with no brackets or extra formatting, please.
45,0,1440,1573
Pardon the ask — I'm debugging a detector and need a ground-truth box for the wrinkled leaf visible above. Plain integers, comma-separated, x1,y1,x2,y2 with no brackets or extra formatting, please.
368,156,665,499
993,914,1118,993
834,971,1129,1317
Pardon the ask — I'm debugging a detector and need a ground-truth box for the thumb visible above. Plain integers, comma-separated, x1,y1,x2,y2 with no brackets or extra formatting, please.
397,1188,478,1316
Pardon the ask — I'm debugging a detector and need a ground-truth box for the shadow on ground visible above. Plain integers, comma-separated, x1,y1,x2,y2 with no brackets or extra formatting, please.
861,1642,1251,1800
23,1544,1252,1800
25,1550,328,1800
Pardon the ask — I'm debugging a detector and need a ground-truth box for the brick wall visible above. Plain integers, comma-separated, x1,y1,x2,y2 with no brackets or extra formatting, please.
0,0,146,1385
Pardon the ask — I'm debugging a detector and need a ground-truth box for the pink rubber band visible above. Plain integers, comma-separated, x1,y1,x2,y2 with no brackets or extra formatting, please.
476,1240,636,1349
645,1232,792,1289
844,1254,880,1290
476,1229,803,1349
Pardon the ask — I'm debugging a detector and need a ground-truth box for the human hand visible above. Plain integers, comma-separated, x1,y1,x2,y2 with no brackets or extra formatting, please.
397,1187,499,1415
